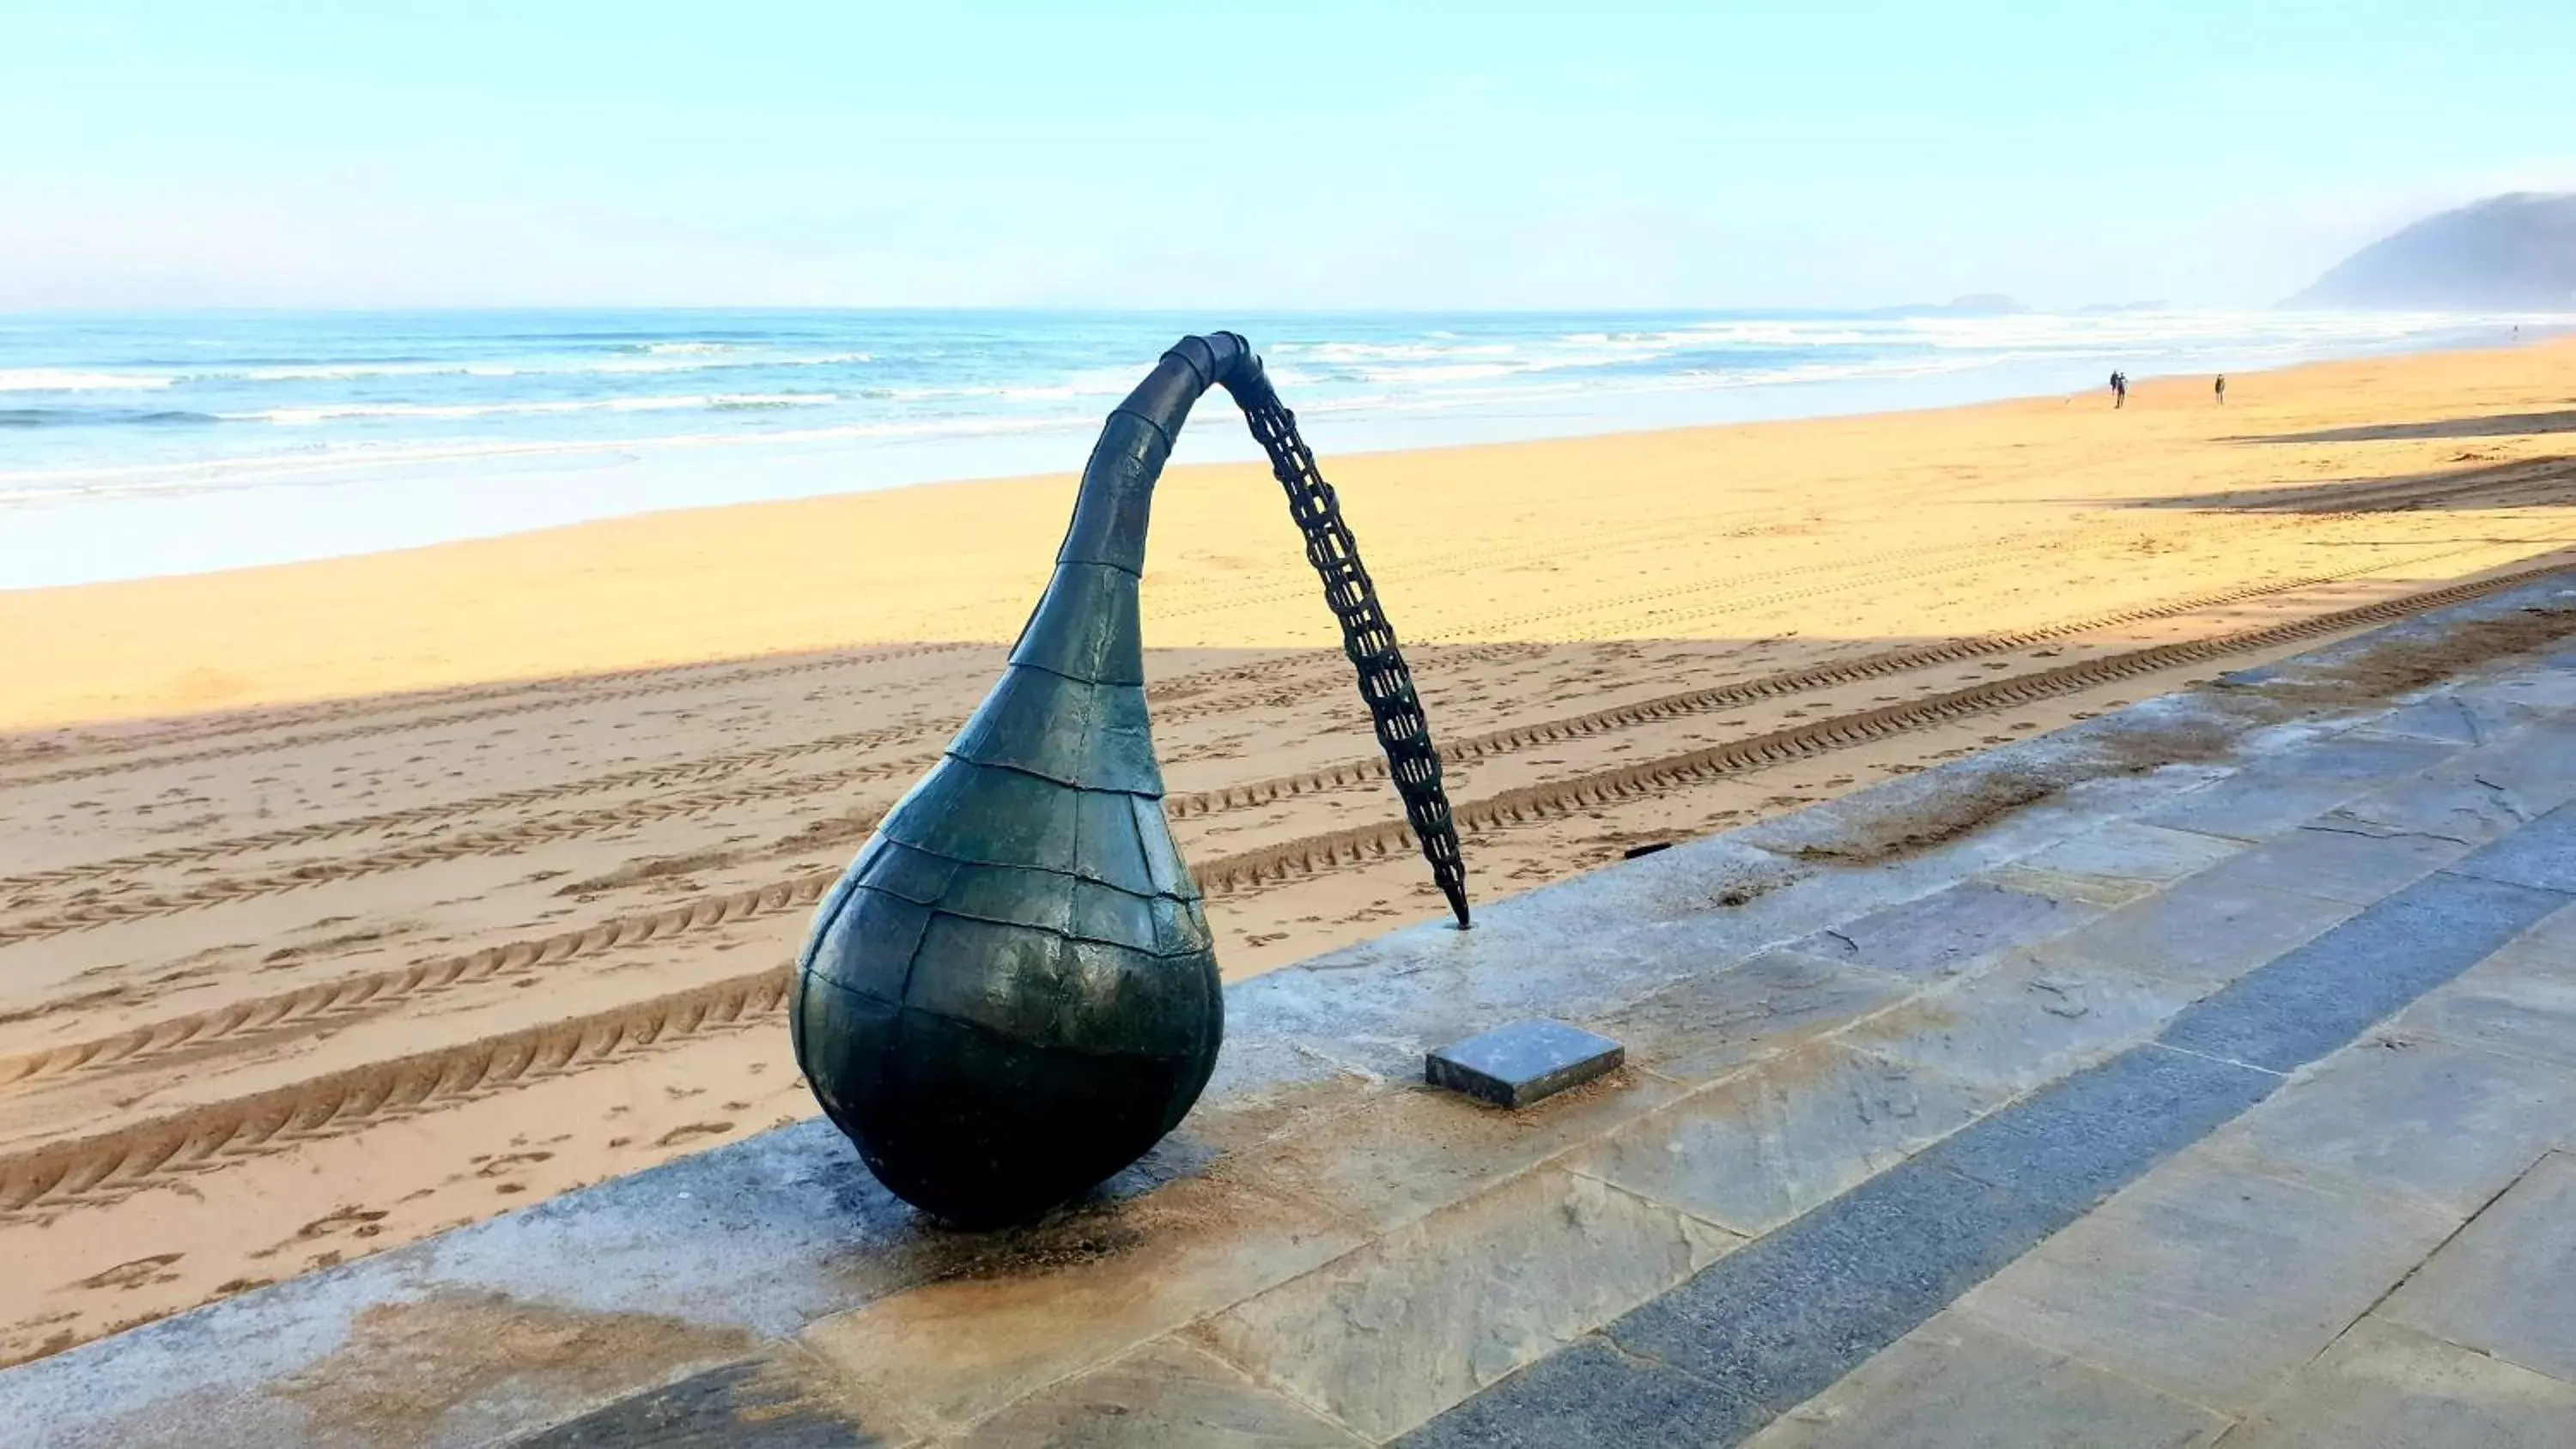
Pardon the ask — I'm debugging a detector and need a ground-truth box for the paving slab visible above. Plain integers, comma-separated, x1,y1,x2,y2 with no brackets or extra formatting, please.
2241,732,2467,782
1739,1310,2227,1449
2396,929,2576,1070
1570,1041,2004,1236
1258,1069,1687,1234
2451,660,2576,714
1920,1044,2280,1214
1393,1337,1766,1449
2354,689,2553,747
2140,772,2387,843
1582,948,1911,1087
2158,870,2569,1073
2218,1315,2576,1449
2478,899,2576,970
2437,720,2576,809
1959,1150,2456,1413
1192,1169,1738,1442
796,1170,1367,1440
2198,822,2472,904
2313,759,2544,846
2207,1034,2576,1215
1185,1040,1387,1159
1606,1161,2068,1413
949,1338,1365,1449
2014,868,2359,991
1839,949,2202,1094
2380,1151,2576,1385
1981,819,2247,907
1723,710,2249,872
2446,799,2576,893
1789,881,2095,979
519,1354,896,1448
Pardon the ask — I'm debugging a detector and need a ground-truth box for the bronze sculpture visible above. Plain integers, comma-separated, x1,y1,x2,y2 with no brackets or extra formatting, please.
793,332,1467,1228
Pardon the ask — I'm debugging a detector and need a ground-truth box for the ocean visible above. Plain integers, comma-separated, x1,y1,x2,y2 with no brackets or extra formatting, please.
0,306,2554,590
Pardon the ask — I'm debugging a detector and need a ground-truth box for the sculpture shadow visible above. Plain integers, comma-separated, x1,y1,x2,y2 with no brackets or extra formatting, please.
2224,409,2576,446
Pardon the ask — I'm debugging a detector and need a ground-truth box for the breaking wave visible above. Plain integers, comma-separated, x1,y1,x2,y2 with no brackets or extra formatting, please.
5,304,2563,583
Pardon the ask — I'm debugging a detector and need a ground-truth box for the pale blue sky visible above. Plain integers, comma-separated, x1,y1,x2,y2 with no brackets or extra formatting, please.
3,1,2568,310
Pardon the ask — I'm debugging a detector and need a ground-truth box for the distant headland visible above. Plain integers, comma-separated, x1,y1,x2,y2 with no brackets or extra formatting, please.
2293,192,2576,310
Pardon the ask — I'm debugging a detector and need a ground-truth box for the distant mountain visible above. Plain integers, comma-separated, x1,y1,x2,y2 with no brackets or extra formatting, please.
1864,294,2030,318
1940,293,2029,315
2292,192,2576,310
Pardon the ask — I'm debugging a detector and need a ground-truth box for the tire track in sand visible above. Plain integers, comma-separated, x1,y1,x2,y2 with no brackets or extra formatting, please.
9,561,2569,1213
0,547,2324,938
1185,563,2576,899
0,969,791,1218
0,518,2130,900
0,641,1534,910
0,876,835,1087
9,554,2558,1091
0,755,929,946
0,643,971,770
0,635,1536,904
0,721,931,904
1166,543,2518,822
0,643,996,792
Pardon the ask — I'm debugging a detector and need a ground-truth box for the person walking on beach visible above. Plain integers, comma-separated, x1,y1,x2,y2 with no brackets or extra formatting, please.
2110,371,2127,409
2215,373,2227,405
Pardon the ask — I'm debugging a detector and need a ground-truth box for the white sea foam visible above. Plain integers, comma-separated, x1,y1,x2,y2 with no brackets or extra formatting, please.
1275,340,1521,364
0,369,178,392
872,372,1135,404
0,409,1092,502
227,392,839,425
199,351,874,384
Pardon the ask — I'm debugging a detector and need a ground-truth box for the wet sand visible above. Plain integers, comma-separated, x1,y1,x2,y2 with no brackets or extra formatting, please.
4,339,2575,1363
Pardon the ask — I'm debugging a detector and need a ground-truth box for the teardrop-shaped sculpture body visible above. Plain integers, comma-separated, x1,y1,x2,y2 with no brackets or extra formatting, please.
793,345,1231,1228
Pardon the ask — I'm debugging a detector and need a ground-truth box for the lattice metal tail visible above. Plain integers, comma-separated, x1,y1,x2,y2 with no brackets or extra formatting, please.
1225,371,1471,929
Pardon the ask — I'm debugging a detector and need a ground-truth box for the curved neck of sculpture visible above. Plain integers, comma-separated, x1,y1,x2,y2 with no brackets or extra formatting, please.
1009,333,1254,682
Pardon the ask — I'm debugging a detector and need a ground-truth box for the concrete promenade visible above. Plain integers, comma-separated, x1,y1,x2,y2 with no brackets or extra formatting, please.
10,575,2576,1446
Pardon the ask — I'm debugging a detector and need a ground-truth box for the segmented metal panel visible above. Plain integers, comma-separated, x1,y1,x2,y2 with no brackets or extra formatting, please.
794,333,1467,1228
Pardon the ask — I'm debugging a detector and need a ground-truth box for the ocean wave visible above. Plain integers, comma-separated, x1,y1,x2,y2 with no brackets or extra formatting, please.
228,392,841,424
866,373,1138,404
0,409,1096,505
0,352,886,391
0,407,218,428
1273,340,1521,364
10,307,2566,525
1353,361,1529,385
199,350,876,384
0,354,884,391
0,369,179,393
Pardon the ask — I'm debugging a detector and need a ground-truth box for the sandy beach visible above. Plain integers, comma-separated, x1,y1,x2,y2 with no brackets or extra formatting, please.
4,337,2575,1365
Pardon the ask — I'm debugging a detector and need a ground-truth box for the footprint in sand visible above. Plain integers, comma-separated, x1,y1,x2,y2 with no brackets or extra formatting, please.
653,1121,735,1149
295,1205,390,1240
75,1253,184,1291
